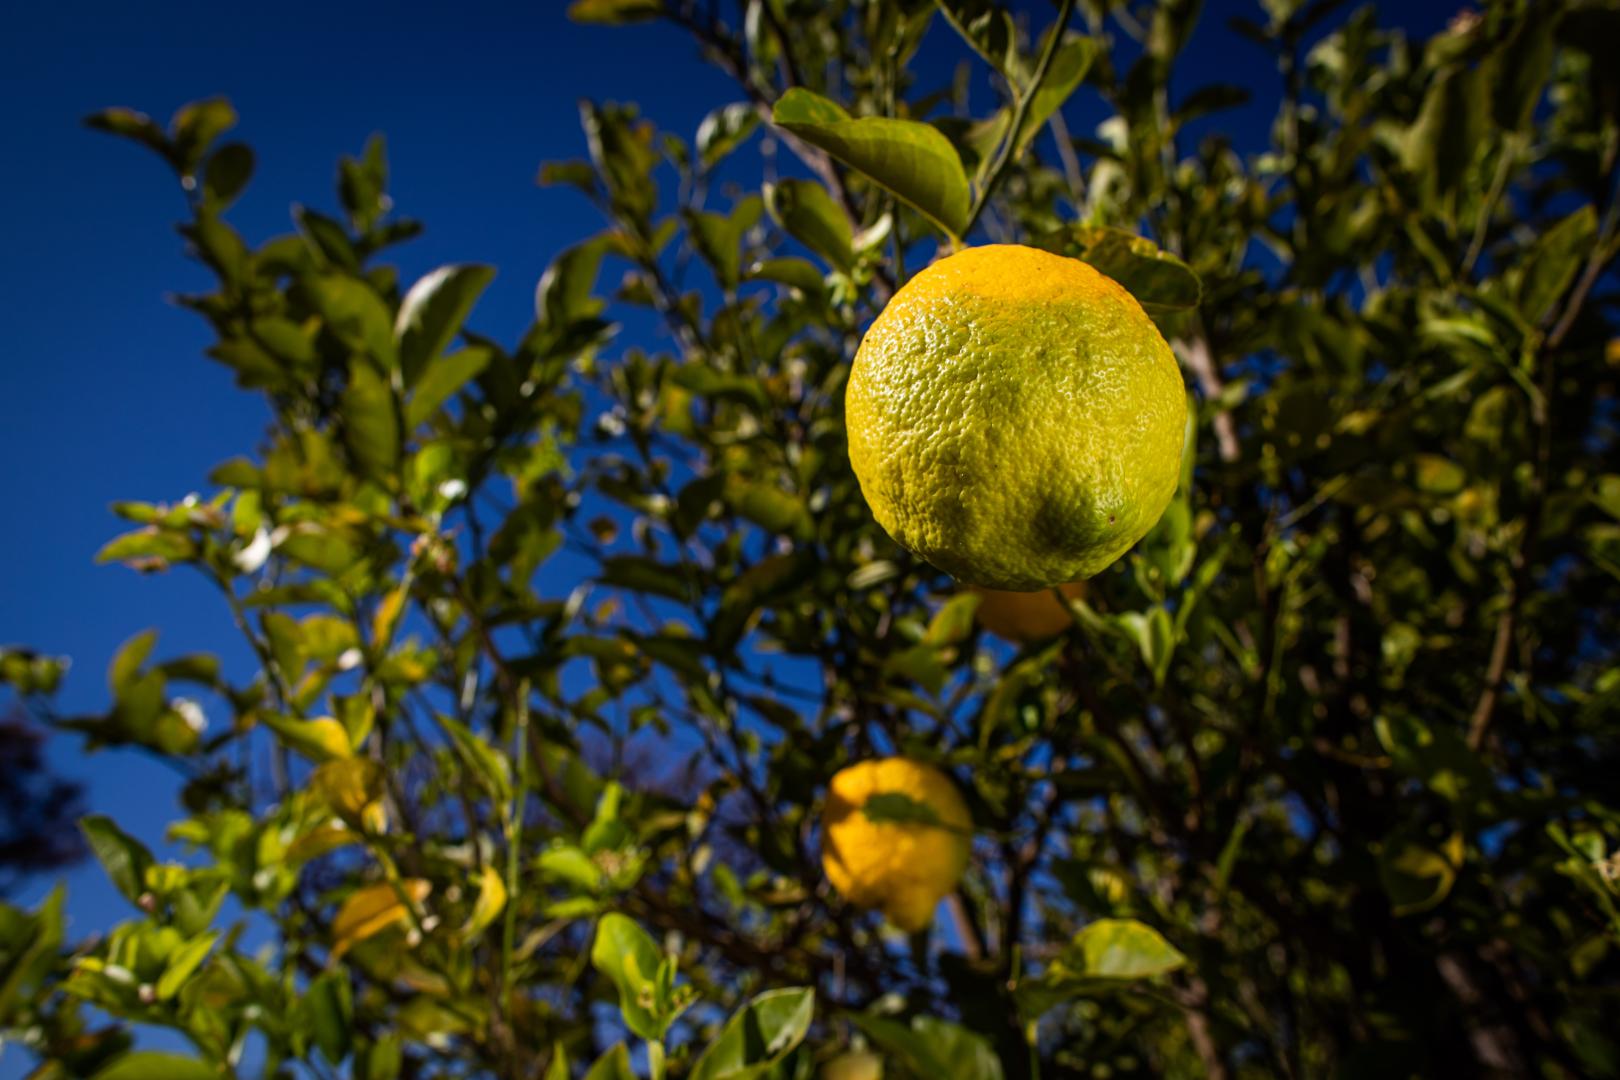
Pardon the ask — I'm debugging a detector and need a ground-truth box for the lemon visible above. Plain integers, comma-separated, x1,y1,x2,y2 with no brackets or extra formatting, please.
821,758,971,932
846,244,1187,590
972,581,1086,643
822,1051,884,1080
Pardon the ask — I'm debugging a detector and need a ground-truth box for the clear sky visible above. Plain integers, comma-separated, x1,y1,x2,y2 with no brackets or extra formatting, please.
0,0,1458,1071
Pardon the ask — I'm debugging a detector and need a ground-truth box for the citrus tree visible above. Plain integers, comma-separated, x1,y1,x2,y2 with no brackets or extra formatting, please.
4,0,1620,1077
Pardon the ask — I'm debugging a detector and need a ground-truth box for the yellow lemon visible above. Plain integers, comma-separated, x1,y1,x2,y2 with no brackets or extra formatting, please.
822,1051,884,1080
972,581,1087,643
845,244,1187,590
821,758,971,932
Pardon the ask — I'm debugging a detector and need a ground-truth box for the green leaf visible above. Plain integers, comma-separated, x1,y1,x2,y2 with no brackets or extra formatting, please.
537,237,610,327
85,107,171,162
1015,36,1099,155
599,555,693,602
912,1016,1004,1080
80,815,154,907
296,206,361,272
1517,205,1597,326
1063,918,1187,979
568,0,662,24
1172,84,1251,127
1116,607,1175,686
764,179,854,272
1401,63,1487,209
261,714,352,762
170,97,237,173
437,713,513,801
1493,11,1558,132
937,0,1022,80
395,264,496,387
772,89,971,238
746,257,825,295
591,912,669,1041
724,475,812,539
109,629,158,695
407,344,492,427
1016,918,1187,1019
307,274,397,368
304,970,355,1064
1035,227,1201,313
543,1044,571,1080
1378,830,1464,917
851,1014,1002,1080
862,791,946,828
341,358,401,484
688,195,763,290
91,1053,220,1080
1374,715,1489,802
202,143,254,208
697,102,760,170
582,1044,638,1080
925,592,982,647
155,931,217,1000
688,987,816,1080
538,845,604,892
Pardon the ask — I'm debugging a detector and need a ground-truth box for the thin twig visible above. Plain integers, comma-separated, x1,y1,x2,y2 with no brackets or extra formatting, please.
960,0,1077,240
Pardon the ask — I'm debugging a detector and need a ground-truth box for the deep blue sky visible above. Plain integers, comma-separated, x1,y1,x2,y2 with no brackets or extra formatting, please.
0,0,1458,1070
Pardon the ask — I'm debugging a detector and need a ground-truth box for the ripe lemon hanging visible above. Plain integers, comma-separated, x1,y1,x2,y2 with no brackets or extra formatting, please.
821,757,971,932
972,580,1087,643
845,244,1187,590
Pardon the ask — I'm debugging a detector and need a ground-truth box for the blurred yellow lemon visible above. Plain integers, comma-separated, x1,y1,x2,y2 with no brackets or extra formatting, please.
822,1051,884,1080
821,758,971,932
845,244,1186,589
972,581,1086,643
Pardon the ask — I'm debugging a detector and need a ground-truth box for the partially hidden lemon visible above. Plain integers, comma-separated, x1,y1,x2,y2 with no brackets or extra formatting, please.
822,1051,884,1080
821,758,971,932
972,581,1087,644
846,244,1187,590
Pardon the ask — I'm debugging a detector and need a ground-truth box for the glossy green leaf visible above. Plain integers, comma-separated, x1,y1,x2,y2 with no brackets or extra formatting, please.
697,102,760,169
91,1053,220,1080
406,344,492,427
687,195,763,290
395,264,496,387
772,89,970,238
202,143,254,208
1016,918,1187,1019
591,913,669,1041
582,1044,638,1080
745,257,825,295
1015,36,1098,155
688,987,815,1080
341,358,400,483
1035,226,1201,312
764,179,854,272
307,274,396,368
304,970,355,1063
80,815,154,907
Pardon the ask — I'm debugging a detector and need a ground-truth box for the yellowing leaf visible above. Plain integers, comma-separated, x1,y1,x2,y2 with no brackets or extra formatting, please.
312,758,387,830
371,583,408,651
263,714,352,762
288,823,362,863
463,862,507,939
331,879,430,958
